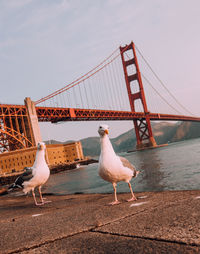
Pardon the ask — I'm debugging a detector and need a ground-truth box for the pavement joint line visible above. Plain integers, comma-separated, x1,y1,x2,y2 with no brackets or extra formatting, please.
98,197,185,228
5,207,150,253
7,228,94,254
90,199,183,230
91,230,200,248
91,197,189,230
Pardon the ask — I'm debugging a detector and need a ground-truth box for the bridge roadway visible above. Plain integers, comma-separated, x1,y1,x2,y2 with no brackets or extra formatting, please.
1,103,200,123
36,106,200,123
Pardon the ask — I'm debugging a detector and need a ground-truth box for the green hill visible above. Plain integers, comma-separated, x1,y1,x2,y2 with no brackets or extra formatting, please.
45,121,200,157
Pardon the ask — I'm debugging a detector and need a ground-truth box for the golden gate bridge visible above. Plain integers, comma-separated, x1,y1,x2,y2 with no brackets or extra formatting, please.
0,41,200,152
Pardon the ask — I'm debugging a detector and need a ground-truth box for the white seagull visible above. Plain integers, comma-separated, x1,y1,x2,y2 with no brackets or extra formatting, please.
9,142,50,206
98,124,139,205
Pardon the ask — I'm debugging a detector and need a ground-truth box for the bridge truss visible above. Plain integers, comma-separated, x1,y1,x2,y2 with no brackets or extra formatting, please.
0,104,33,152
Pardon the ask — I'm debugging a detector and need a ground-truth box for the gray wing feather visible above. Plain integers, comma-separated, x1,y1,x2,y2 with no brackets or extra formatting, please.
9,167,34,190
14,167,33,187
119,156,137,177
21,167,33,181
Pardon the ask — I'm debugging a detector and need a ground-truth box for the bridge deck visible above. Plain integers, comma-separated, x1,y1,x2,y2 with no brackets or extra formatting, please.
36,106,200,123
1,104,200,123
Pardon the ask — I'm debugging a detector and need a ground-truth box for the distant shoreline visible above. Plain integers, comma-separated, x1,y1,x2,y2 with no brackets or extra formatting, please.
127,143,168,153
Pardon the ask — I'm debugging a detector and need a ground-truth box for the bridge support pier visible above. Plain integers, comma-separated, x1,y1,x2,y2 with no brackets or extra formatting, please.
120,42,157,150
134,118,157,150
24,97,42,146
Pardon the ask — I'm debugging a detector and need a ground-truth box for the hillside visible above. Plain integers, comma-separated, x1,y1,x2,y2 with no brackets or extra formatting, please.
172,122,200,142
45,121,200,157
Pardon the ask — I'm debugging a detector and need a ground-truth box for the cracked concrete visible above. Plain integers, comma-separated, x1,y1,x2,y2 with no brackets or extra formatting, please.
0,190,200,253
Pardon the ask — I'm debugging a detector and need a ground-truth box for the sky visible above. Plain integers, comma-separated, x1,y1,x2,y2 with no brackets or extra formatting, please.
0,0,200,142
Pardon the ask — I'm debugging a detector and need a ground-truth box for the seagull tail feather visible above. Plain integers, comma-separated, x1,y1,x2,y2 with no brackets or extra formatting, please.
8,183,22,192
136,170,140,176
134,170,140,177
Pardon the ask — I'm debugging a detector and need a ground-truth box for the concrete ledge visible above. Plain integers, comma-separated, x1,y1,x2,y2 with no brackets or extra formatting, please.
0,190,200,253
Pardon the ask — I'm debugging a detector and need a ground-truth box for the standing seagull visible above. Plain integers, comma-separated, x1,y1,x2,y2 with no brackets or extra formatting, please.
9,142,50,206
98,124,139,205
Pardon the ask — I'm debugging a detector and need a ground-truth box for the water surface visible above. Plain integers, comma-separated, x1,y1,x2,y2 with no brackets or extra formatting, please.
46,138,200,195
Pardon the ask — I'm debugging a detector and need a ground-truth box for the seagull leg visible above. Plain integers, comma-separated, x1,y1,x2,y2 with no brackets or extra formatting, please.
127,182,137,202
38,186,51,204
32,189,40,206
38,186,44,204
109,183,120,205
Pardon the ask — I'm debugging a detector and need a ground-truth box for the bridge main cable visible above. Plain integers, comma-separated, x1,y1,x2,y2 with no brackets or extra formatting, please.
35,45,130,105
135,44,194,116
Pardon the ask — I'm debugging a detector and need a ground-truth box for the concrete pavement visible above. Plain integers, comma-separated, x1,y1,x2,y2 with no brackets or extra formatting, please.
0,190,200,253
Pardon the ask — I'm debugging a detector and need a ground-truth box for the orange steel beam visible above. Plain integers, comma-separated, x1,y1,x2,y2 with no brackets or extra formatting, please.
0,104,34,151
1,104,200,123
35,106,200,123
0,104,27,116
0,127,32,147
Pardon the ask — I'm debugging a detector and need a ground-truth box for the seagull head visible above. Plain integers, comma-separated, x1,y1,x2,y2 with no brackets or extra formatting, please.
98,124,109,137
37,142,46,151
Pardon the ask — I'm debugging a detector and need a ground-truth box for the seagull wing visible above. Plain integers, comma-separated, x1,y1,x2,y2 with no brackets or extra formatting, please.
119,156,138,177
9,167,34,189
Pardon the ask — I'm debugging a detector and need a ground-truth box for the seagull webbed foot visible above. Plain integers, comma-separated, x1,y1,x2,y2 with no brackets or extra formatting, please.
35,202,45,206
34,200,52,206
127,196,137,202
109,200,120,205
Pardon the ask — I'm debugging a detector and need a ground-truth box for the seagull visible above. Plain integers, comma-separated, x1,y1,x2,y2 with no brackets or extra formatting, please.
9,142,50,206
98,124,139,205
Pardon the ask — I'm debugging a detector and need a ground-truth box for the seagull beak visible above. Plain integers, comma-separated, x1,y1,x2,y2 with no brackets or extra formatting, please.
104,129,109,134
40,144,45,150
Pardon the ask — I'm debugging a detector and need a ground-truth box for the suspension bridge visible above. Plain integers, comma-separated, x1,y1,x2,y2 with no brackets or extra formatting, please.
1,41,200,152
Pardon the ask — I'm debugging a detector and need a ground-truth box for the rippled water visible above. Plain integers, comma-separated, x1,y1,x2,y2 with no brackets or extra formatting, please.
45,138,200,195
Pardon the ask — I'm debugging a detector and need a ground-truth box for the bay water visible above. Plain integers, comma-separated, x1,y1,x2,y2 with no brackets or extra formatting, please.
46,138,200,195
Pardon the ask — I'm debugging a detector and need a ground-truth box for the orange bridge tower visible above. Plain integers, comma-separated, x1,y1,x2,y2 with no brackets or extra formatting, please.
120,42,157,149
